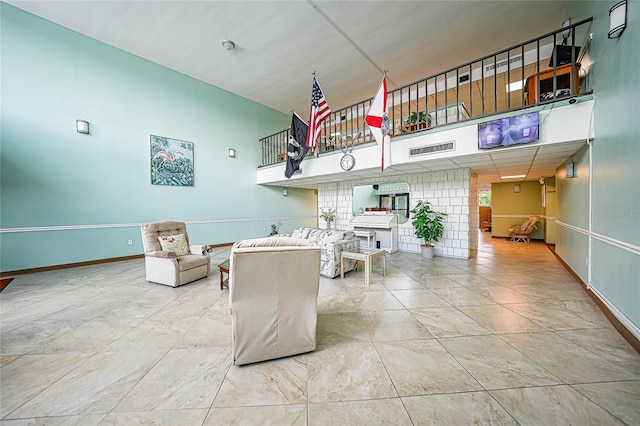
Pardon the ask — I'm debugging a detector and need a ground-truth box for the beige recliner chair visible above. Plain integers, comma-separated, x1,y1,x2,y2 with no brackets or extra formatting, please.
229,237,321,365
140,221,210,287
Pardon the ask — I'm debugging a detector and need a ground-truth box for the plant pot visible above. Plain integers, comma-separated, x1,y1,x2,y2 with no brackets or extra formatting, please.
421,245,435,259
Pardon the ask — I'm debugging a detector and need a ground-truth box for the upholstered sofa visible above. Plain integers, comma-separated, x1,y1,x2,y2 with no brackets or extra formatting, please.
286,227,359,278
229,236,321,365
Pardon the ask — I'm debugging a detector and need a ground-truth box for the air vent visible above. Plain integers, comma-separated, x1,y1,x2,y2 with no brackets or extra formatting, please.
409,141,455,157
485,55,522,72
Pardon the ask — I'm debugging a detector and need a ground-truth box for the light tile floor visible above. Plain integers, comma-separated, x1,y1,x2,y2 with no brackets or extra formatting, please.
1,233,639,425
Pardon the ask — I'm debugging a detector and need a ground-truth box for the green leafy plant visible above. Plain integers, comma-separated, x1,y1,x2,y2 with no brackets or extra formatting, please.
408,111,432,128
479,192,492,207
409,111,428,123
410,200,447,246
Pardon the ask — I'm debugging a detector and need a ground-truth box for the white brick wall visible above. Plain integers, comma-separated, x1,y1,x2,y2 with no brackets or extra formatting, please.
317,167,472,259
469,175,479,250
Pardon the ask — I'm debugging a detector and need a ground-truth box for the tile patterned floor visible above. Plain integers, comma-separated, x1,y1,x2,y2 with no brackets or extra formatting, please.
1,233,639,425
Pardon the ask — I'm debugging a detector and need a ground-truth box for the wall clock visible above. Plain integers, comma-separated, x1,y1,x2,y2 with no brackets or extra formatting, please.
339,133,355,171
340,153,355,171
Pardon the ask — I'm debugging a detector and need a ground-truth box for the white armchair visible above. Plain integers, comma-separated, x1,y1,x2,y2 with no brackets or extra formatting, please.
140,221,210,287
229,237,321,365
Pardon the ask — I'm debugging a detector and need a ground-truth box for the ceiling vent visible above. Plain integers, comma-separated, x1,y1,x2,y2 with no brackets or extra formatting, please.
484,54,522,72
409,141,455,157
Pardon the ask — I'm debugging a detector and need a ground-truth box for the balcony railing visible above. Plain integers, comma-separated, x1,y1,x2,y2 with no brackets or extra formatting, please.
260,17,593,167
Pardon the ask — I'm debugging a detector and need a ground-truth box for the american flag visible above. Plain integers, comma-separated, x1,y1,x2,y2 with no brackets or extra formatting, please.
306,77,331,157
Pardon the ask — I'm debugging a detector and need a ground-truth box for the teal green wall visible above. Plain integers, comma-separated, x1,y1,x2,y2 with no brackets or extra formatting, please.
0,4,317,271
559,1,639,333
556,145,590,282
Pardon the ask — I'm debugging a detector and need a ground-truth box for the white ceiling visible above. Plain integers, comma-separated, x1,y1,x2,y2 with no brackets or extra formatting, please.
10,0,579,187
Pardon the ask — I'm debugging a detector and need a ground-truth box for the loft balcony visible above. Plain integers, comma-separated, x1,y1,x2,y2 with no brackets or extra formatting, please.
258,18,594,187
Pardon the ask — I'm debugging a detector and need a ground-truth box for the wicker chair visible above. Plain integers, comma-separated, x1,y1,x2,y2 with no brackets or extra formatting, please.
508,216,539,243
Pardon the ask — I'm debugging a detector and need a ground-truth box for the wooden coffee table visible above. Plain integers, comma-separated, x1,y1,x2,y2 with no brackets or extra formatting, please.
340,248,386,285
218,259,230,290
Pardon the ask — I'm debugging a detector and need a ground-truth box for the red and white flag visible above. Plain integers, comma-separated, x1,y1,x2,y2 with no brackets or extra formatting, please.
306,77,332,157
365,76,391,171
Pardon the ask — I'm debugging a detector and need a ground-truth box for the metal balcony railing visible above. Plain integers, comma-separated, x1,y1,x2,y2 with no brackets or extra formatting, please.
259,17,593,167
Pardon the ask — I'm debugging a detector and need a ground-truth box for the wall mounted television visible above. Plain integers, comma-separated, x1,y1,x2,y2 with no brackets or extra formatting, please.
478,112,539,150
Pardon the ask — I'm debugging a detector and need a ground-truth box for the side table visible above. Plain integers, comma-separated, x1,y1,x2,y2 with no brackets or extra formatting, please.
218,259,230,290
340,248,386,285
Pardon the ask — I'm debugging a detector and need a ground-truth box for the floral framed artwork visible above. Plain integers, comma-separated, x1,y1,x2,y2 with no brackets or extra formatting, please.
150,135,194,186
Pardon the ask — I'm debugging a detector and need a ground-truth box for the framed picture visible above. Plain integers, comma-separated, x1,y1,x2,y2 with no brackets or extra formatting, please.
150,135,194,186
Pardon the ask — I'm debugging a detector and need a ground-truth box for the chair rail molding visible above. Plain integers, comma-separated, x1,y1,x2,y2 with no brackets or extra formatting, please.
555,220,640,256
0,215,317,234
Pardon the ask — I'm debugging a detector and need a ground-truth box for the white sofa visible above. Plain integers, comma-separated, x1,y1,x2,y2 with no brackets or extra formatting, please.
229,236,320,365
287,227,360,278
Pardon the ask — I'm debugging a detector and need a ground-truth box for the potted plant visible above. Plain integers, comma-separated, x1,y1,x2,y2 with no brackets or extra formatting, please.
408,111,432,130
410,200,447,258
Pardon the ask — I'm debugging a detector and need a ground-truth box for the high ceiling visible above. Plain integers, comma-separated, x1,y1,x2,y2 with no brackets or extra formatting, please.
9,0,569,115
10,0,578,187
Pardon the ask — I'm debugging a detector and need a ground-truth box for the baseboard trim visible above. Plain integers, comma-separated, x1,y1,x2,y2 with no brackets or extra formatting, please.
548,246,640,354
0,242,233,278
1,254,144,277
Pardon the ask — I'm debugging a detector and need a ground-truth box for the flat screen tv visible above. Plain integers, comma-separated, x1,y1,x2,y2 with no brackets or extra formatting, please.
478,112,539,150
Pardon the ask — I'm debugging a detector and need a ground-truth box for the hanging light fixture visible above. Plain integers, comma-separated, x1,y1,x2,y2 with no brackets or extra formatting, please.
221,39,236,50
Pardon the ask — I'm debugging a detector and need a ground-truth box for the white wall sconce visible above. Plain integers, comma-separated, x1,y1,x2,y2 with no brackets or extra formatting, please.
513,184,521,193
608,0,627,38
76,119,89,134
228,148,236,158
566,162,576,178
282,189,288,196
221,39,236,50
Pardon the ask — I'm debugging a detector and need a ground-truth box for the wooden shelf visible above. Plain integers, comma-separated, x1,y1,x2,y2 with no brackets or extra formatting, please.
525,63,580,105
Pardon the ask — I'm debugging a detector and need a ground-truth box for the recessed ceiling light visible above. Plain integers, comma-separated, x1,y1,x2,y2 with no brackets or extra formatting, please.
506,80,523,92
221,39,235,50
501,174,526,179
